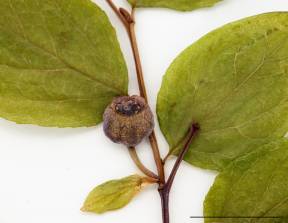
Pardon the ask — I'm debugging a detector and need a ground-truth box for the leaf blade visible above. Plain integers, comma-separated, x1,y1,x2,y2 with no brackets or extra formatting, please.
127,0,222,11
157,12,288,170
0,0,128,127
81,175,145,214
204,139,288,223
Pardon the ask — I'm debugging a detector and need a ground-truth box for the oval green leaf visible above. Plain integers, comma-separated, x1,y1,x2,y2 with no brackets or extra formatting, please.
0,0,128,127
157,12,288,170
81,175,146,214
204,139,288,223
127,0,222,11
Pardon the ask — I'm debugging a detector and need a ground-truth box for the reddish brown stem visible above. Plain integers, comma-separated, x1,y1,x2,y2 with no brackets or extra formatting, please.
106,0,165,185
106,0,129,31
159,123,200,223
105,3,200,223
127,13,148,100
166,123,199,192
126,9,165,184
159,187,170,223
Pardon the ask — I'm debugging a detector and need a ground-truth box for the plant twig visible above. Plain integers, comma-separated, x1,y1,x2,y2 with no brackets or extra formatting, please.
158,123,200,223
106,0,129,31
106,0,165,185
127,8,148,100
148,132,165,184
128,147,159,180
105,3,200,223
128,8,165,185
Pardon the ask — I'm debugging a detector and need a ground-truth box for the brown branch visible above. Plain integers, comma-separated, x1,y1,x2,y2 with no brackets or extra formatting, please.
106,0,129,30
148,132,165,185
106,3,202,223
128,8,165,185
159,188,170,223
128,147,159,180
127,8,148,100
158,123,200,223
106,1,165,185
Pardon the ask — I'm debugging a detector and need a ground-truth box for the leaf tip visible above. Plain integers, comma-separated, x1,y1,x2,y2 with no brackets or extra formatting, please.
80,206,86,212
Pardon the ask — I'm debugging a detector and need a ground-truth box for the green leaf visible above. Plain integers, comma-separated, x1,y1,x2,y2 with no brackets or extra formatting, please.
204,139,288,223
81,175,146,214
157,12,288,171
0,0,128,127
127,0,222,11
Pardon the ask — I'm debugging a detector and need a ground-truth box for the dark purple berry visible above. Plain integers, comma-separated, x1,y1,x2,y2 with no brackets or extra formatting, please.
103,95,154,147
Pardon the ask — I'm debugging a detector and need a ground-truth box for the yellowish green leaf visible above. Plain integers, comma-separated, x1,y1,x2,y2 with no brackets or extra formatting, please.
204,139,288,223
157,12,288,170
81,175,146,214
0,0,128,127
127,0,222,11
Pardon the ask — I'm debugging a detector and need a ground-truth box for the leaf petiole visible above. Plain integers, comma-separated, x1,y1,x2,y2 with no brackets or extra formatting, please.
159,123,200,223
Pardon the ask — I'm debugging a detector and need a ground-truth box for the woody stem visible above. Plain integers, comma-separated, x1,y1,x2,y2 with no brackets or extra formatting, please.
105,3,201,223
106,0,165,185
158,123,200,223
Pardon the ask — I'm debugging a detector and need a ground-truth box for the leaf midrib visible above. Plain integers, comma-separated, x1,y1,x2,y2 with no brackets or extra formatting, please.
0,26,125,95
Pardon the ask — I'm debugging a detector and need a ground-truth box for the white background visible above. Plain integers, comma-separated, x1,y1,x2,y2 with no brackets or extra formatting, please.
0,0,288,223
